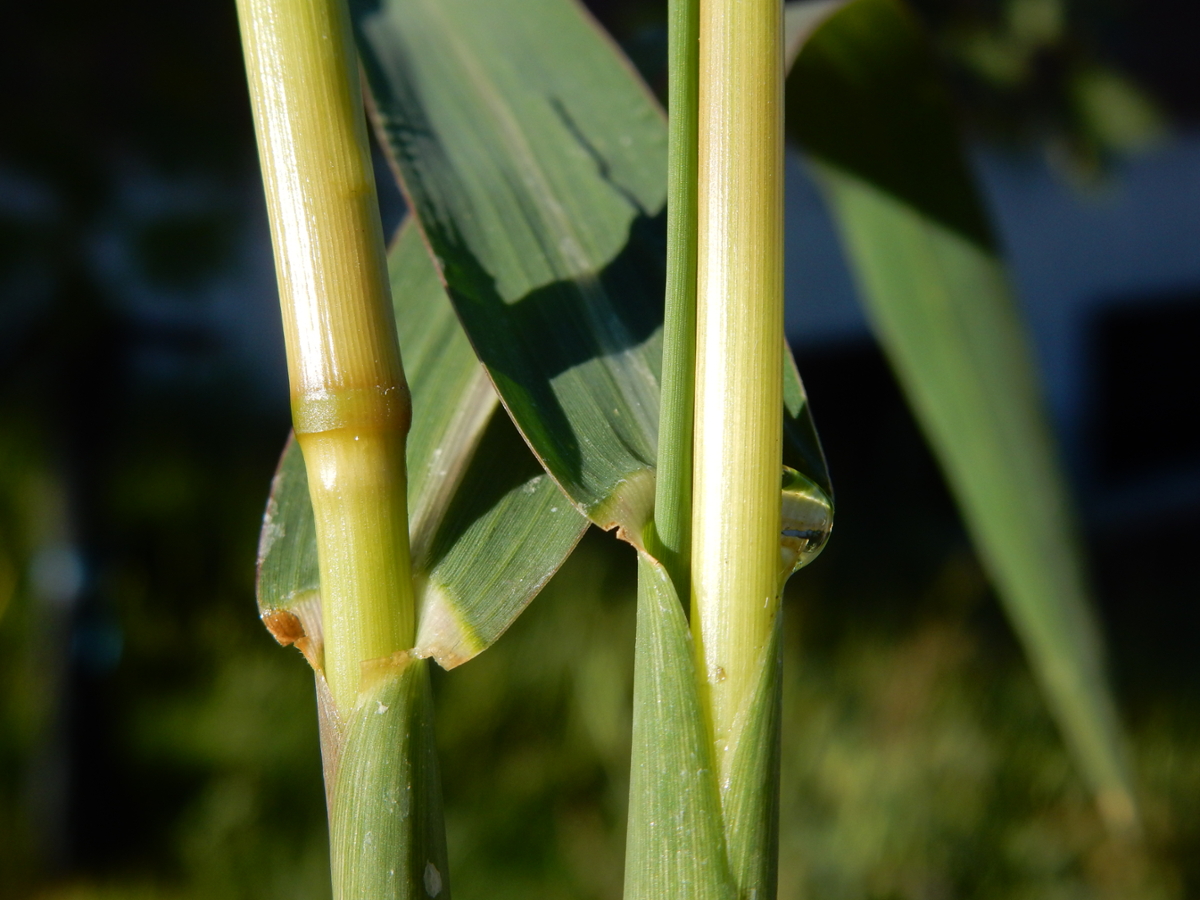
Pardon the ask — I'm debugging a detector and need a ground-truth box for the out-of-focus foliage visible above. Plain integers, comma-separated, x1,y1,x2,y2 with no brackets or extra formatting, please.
918,0,1167,172
0,397,332,899
3,0,1200,898
598,0,1182,176
788,0,1134,827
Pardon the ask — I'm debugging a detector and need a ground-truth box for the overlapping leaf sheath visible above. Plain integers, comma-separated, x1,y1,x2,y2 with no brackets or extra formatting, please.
327,657,448,900
625,556,734,900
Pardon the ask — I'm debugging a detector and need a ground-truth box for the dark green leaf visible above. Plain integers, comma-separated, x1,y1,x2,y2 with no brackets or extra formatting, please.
352,0,831,543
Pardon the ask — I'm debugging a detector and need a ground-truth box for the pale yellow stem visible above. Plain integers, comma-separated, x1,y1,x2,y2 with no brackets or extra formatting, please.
238,0,414,712
691,0,784,782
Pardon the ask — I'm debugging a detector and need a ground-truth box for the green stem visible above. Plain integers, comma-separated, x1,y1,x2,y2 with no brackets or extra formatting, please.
652,0,700,600
236,0,415,714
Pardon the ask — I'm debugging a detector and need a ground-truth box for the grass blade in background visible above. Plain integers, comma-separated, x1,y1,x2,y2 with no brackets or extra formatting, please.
257,219,588,669
351,0,831,544
784,0,846,63
786,0,1136,830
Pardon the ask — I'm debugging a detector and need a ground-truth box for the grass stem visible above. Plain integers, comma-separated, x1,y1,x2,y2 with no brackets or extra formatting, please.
653,0,700,599
237,0,415,713
691,0,785,779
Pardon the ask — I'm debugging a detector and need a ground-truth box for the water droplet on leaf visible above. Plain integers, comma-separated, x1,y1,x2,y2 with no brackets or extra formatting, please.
779,466,832,586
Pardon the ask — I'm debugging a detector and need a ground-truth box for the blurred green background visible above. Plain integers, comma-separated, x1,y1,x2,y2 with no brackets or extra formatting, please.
3,0,1200,897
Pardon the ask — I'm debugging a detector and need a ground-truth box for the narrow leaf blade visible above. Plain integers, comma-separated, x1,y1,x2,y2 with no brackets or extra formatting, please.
787,0,1135,828
389,222,589,667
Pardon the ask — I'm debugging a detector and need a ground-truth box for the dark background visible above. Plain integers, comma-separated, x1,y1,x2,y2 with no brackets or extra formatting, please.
3,1,1200,898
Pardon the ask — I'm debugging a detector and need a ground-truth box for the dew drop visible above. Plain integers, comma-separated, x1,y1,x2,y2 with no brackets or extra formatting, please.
779,466,833,586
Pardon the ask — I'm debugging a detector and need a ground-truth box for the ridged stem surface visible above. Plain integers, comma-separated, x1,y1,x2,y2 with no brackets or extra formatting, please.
691,0,784,783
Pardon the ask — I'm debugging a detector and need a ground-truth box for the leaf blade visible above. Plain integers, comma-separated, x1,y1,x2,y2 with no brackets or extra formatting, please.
787,0,1136,829
352,0,832,539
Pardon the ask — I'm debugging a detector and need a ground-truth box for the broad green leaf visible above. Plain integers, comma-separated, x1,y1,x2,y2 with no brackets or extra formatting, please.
351,0,831,544
257,220,588,670
329,656,449,900
624,554,735,900
787,0,1135,829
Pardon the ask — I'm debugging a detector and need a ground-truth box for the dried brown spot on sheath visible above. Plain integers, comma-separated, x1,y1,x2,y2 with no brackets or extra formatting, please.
262,607,322,671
